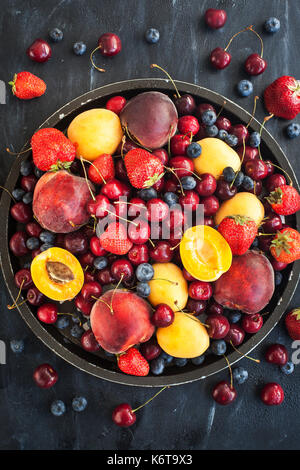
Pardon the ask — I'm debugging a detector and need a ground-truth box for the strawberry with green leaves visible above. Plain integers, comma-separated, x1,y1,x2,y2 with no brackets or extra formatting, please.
266,185,300,216
270,228,300,264
117,347,149,376
285,308,300,340
217,215,258,255
31,128,76,171
124,148,164,189
9,71,46,100
264,75,300,120
100,222,132,255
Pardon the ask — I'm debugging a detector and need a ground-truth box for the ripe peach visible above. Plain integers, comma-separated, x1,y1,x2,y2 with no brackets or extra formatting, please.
214,250,275,314
90,289,155,354
33,170,94,233
120,91,178,149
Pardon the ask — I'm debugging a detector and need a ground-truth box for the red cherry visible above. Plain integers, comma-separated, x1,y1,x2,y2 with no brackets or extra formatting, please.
245,53,267,76
105,96,126,115
261,383,284,406
237,145,258,164
10,202,33,223
112,403,136,427
9,231,29,257
189,281,213,301
212,381,237,405
21,174,37,192
152,176,165,192
262,215,282,233
169,156,194,178
205,8,227,29
116,138,138,155
111,259,134,281
147,198,169,222
149,241,173,263
164,207,186,231
197,103,216,118
25,221,42,238
170,134,190,156
79,251,95,268
174,94,196,116
231,124,249,147
265,173,286,193
196,173,217,197
81,329,101,352
202,195,219,215
216,116,231,132
153,148,169,166
64,231,88,255
224,324,245,346
264,160,275,177
265,344,288,365
128,198,148,219
87,194,110,217
90,236,107,256
84,270,96,283
75,295,93,316
27,38,52,62
128,244,149,266
101,178,126,200
140,340,162,360
14,268,33,289
242,313,263,333
152,304,174,327
31,248,41,259
98,33,121,56
258,234,273,252
204,216,214,227
128,220,150,244
164,178,178,193
182,268,196,281
177,115,200,136
115,158,129,181
249,180,262,196
179,190,200,211
27,287,45,306
81,282,102,302
37,303,58,324
33,363,58,389
245,160,269,180
207,301,223,316
270,258,288,271
96,268,114,285
187,298,207,316
210,47,231,70
206,314,230,339
215,179,237,201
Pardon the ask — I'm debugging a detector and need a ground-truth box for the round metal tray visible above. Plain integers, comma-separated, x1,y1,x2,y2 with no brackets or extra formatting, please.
1,78,299,387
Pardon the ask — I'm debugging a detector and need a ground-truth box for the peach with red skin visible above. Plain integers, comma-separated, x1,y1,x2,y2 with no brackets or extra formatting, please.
90,289,155,354
214,250,274,314
33,170,94,233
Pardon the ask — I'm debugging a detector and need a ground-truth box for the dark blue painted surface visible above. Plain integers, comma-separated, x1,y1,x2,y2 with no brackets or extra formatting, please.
0,0,300,450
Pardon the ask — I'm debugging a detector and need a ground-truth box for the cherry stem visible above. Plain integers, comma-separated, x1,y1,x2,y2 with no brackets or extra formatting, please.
267,161,293,186
216,100,227,119
120,135,126,158
257,114,274,160
150,64,181,99
164,166,185,196
224,25,253,52
246,96,259,129
230,138,246,188
110,274,124,311
248,25,264,58
7,279,24,309
132,386,169,414
6,147,32,156
170,240,182,251
92,296,113,314
230,341,260,363
223,354,233,389
79,157,96,201
124,125,152,152
80,157,107,184
106,209,138,227
90,46,106,73
0,185,16,203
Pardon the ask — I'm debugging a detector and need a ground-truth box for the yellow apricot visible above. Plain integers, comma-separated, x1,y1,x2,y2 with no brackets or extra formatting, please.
157,311,210,358
215,192,265,226
194,137,241,179
148,263,188,311
67,108,123,161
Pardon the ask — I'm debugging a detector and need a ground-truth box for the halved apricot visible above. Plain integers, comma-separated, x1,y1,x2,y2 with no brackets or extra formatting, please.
31,247,84,301
180,225,232,282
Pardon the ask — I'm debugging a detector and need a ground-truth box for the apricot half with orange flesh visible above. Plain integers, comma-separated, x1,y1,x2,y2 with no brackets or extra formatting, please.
31,247,84,301
180,225,232,282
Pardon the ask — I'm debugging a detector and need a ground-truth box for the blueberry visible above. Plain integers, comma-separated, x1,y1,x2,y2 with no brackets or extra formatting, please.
26,237,39,250
206,125,219,137
237,79,253,97
223,166,235,183
138,187,158,201
49,28,64,42
12,188,25,201
40,243,54,252
71,314,82,324
233,366,248,384
72,396,88,412
251,237,259,248
281,361,294,375
10,339,24,353
275,271,283,286
249,132,261,148
23,261,32,269
191,355,205,366
181,176,196,190
73,41,86,56
163,191,178,207
20,160,32,176
39,231,56,244
34,167,45,179
22,192,33,204
151,357,165,375
51,400,66,417
136,282,150,297
136,263,154,282
242,175,254,191
227,311,242,324
233,171,244,188
201,110,217,126
70,324,84,338
225,134,238,147
218,129,228,141
56,316,70,329
187,142,202,158
174,358,188,367
286,123,300,139
211,340,227,355
160,352,173,365
93,256,108,270
264,17,280,34
145,28,160,44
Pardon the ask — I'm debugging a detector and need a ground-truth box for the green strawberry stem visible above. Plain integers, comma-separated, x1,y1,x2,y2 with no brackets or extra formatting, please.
291,309,300,321
132,386,169,414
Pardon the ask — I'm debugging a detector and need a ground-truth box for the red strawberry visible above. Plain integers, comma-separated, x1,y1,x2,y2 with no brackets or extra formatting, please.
217,215,258,255
264,76,300,119
31,128,76,171
266,185,300,215
124,148,164,189
9,71,46,100
87,154,115,184
285,308,300,340
117,347,149,376
100,222,132,255
270,228,300,264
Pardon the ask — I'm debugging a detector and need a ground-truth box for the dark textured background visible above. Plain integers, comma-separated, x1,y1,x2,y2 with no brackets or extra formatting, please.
0,0,300,451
